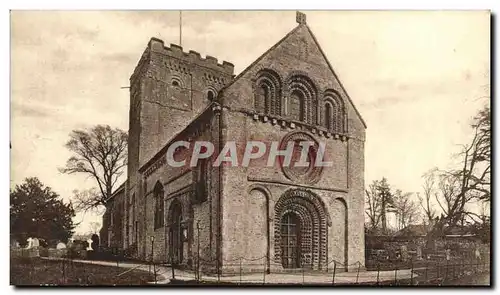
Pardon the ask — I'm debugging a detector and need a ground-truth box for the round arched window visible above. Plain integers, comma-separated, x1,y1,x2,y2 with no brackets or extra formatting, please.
207,90,215,101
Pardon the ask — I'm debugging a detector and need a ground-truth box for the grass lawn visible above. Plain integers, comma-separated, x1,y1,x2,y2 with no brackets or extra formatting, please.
11,257,156,286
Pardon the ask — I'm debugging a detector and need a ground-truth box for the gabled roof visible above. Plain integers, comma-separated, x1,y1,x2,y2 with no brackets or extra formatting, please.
222,25,302,90
138,102,220,173
304,25,367,128
222,23,367,129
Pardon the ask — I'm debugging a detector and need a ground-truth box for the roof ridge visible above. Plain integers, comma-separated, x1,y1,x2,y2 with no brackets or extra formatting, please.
221,24,303,90
304,24,367,128
138,102,220,173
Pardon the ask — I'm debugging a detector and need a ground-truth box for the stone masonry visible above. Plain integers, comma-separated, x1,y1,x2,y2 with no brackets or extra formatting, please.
104,14,366,273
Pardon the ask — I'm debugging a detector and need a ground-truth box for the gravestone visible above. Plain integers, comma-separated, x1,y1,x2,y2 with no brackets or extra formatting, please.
474,248,481,260
26,237,33,249
10,239,20,248
56,242,66,249
24,237,40,257
32,238,40,248
416,246,423,260
86,239,94,251
401,245,409,262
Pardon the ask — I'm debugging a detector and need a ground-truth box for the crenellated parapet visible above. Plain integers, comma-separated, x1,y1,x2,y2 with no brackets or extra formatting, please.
147,37,235,75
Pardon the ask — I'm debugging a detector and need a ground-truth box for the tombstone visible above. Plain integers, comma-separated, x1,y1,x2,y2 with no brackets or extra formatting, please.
67,238,74,248
10,239,20,248
401,245,409,262
23,237,40,257
56,242,67,249
25,237,33,249
86,239,94,251
416,246,423,260
32,238,40,248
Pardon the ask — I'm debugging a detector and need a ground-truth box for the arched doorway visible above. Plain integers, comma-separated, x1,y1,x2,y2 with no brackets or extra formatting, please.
168,201,183,264
281,212,301,268
274,189,329,270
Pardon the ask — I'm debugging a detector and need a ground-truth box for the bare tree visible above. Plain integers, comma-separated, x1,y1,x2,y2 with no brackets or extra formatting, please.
479,201,490,223
365,178,394,234
467,106,491,202
442,106,490,225
392,190,419,230
60,125,128,212
378,178,394,234
365,180,381,231
419,169,437,224
426,106,490,245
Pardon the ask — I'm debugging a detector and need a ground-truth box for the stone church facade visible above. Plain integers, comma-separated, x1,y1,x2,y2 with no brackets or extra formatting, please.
104,14,366,273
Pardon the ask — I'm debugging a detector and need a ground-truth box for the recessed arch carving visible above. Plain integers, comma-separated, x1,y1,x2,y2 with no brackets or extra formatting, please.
274,188,328,270
253,69,282,116
170,74,185,89
205,86,218,102
285,74,318,124
323,89,345,134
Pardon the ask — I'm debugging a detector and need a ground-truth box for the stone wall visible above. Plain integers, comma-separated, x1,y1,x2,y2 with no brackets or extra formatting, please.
217,23,366,272
218,110,365,272
126,37,234,261
137,108,221,265
120,22,366,273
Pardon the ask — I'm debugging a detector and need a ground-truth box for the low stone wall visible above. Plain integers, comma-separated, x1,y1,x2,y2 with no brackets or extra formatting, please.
11,247,71,259
47,249,68,258
10,248,40,258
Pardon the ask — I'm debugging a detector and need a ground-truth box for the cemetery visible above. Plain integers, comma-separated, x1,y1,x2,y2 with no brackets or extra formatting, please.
10,235,157,285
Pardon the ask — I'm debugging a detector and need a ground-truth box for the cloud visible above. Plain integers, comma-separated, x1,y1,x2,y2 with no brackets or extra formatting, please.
10,11,490,233
11,101,51,119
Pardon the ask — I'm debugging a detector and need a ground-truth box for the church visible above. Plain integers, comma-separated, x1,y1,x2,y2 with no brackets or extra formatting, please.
102,12,366,273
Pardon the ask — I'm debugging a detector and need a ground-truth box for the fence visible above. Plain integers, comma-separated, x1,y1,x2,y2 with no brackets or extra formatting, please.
10,255,156,286
10,251,490,286
159,253,490,286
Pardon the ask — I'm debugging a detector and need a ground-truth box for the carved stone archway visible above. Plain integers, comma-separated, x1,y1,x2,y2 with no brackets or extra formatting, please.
274,189,329,270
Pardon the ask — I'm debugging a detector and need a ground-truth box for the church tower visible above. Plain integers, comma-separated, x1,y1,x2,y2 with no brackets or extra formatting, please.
127,38,234,257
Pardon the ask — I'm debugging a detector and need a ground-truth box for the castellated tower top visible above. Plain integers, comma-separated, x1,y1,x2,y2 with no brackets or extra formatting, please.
130,37,234,85
147,37,234,75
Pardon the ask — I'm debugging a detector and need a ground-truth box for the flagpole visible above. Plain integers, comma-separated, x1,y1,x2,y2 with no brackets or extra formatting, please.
179,11,182,47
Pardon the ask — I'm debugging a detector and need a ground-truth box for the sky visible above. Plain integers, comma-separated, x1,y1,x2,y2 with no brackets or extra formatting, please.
10,11,490,234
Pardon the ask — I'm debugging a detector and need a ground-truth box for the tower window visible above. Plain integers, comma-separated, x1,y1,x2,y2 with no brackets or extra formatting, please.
207,90,215,101
172,80,180,87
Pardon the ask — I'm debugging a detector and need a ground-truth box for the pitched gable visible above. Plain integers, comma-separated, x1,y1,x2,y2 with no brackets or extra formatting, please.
222,23,367,133
305,26,367,129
